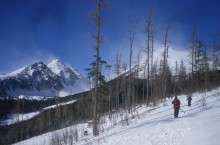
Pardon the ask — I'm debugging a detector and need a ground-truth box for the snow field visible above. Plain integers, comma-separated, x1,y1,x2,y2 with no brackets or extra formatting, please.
14,88,220,145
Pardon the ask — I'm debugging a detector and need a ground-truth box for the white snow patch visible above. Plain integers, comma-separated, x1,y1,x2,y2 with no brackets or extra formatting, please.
0,112,40,126
43,100,77,110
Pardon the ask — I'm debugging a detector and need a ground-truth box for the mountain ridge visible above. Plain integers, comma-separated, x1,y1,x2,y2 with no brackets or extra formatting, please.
0,59,90,98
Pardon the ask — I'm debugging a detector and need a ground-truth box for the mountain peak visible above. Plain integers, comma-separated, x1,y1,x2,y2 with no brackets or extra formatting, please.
47,59,82,78
51,59,63,64
47,59,66,74
49,59,65,66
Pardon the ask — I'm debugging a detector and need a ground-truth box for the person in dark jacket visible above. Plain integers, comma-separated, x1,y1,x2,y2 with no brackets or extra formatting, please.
187,94,192,107
172,96,181,118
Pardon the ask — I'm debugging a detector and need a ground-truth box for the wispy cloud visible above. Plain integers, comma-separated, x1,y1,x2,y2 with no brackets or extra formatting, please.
1,49,57,74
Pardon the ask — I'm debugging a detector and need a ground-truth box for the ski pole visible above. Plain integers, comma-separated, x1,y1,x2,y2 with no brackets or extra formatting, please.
180,108,185,114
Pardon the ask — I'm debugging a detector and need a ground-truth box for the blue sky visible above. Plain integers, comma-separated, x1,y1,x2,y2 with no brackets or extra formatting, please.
0,0,219,76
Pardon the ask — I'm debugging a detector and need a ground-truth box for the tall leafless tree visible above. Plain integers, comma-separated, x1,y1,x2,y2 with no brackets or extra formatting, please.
212,33,219,87
114,51,121,111
122,62,128,110
188,27,197,93
174,61,178,96
150,32,155,104
178,59,187,93
89,0,105,136
162,18,174,99
144,11,153,106
127,22,135,113
135,50,143,105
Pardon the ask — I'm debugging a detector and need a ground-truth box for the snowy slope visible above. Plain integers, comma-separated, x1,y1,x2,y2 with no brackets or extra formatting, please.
47,59,90,96
47,59,82,78
14,88,220,145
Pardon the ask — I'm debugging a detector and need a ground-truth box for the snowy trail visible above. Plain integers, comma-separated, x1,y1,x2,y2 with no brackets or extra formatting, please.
91,103,190,145
100,117,189,145
180,92,220,145
15,89,220,145
80,91,220,145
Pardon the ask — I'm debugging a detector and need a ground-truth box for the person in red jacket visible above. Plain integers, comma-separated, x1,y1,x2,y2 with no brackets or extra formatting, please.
172,96,181,118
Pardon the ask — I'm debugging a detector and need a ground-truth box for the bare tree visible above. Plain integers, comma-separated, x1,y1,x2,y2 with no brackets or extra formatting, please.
16,96,20,142
127,22,135,113
162,18,174,99
114,51,121,111
212,33,219,87
142,64,146,102
122,62,128,110
144,11,154,106
174,61,179,96
188,27,197,93
89,0,105,136
178,59,187,93
203,46,209,91
152,60,159,106
150,32,155,104
135,50,142,105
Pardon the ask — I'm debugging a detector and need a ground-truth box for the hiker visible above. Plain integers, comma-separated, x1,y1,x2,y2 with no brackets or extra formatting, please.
172,96,181,118
187,94,192,107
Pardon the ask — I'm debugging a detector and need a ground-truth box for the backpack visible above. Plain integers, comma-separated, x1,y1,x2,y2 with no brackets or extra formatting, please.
173,99,180,109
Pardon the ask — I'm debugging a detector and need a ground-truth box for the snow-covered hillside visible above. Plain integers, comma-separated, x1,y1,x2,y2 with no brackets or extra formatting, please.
0,59,90,98
14,88,220,145
121,47,189,79
150,47,189,70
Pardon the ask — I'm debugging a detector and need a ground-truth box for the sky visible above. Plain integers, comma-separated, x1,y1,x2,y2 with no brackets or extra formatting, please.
0,0,220,76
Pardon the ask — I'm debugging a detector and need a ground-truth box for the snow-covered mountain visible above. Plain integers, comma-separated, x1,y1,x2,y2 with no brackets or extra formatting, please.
47,59,91,97
0,59,90,98
48,59,81,86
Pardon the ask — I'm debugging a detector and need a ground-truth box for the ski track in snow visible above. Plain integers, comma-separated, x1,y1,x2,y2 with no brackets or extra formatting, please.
96,110,190,145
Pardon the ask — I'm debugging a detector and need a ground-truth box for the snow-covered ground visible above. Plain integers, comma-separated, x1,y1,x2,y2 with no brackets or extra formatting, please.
0,112,40,126
14,88,220,145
